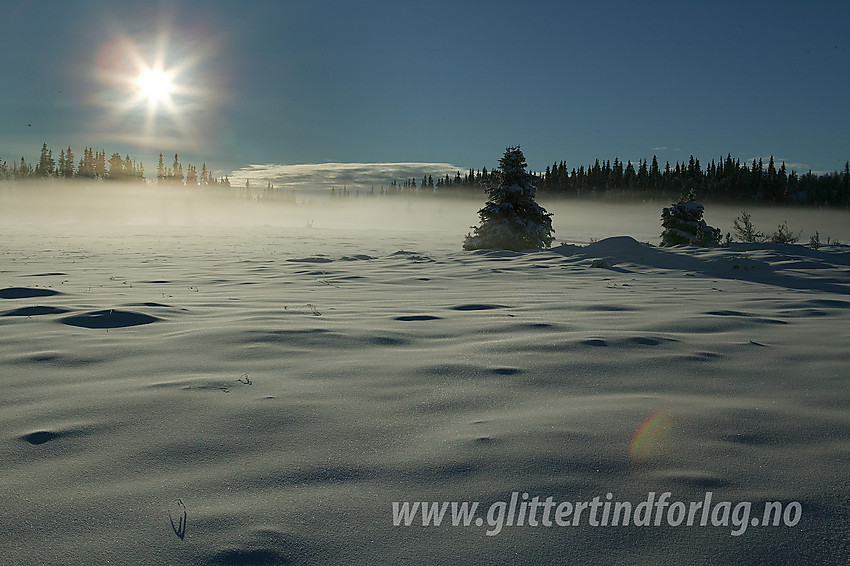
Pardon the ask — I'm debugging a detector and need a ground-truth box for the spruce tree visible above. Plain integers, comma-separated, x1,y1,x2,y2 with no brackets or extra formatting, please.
650,155,660,189
171,154,182,184
62,147,75,178
844,161,850,206
463,146,554,251
78,148,95,178
186,164,197,186
57,149,66,177
35,143,54,177
18,156,31,177
156,153,165,182
660,189,720,247
94,150,107,179
108,153,125,180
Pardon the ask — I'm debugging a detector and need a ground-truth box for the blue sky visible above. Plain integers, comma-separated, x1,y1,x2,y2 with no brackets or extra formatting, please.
2,0,848,185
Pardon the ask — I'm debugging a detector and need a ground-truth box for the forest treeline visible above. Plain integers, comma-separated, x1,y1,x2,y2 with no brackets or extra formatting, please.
0,143,230,187
4,143,850,207
383,154,850,207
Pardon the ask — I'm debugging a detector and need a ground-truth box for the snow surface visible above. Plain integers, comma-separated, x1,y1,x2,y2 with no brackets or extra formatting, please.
1,189,850,564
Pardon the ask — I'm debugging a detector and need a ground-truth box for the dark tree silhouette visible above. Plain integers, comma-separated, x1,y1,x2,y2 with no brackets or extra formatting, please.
35,143,54,177
62,146,74,178
660,189,721,246
464,146,554,251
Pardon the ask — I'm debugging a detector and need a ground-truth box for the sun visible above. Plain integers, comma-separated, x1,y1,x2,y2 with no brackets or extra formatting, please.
93,23,222,147
136,67,174,103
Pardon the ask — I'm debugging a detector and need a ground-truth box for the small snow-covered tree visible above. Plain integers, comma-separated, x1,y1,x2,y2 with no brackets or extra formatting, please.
660,189,721,246
463,146,554,251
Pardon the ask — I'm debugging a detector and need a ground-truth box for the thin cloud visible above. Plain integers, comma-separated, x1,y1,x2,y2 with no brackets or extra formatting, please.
651,147,681,152
229,162,469,193
781,162,812,172
745,156,811,171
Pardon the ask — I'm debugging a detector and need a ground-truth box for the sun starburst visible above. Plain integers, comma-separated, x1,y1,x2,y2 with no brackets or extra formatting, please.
92,17,221,150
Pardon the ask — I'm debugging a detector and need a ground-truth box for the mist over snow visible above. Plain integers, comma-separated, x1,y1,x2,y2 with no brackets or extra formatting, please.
2,181,850,248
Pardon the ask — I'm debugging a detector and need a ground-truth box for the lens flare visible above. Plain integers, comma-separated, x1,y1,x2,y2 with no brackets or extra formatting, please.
629,411,673,463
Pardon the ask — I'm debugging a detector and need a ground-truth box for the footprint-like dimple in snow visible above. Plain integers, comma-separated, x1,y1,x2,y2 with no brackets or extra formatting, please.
576,304,638,312
287,256,333,264
206,526,303,565
0,287,62,299
491,367,521,375
24,272,67,277
704,310,787,325
449,304,509,311
705,310,753,317
2,306,70,317
628,336,662,346
390,250,433,262
60,309,160,329
21,430,60,445
394,315,442,321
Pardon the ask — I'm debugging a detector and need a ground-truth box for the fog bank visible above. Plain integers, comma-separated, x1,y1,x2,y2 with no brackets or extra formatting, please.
2,182,849,246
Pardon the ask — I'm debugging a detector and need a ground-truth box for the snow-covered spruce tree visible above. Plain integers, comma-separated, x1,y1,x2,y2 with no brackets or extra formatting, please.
463,146,554,251
660,189,721,246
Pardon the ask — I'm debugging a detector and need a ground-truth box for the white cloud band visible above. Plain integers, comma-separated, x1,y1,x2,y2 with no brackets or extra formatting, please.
229,162,469,194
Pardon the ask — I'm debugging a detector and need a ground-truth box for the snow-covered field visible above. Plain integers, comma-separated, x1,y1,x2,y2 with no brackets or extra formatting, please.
1,186,849,564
